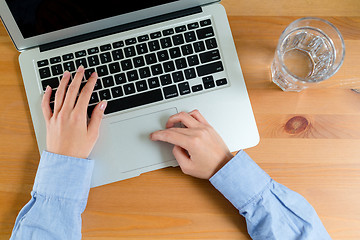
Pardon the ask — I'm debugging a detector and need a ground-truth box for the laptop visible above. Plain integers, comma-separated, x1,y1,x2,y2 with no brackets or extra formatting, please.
0,0,259,187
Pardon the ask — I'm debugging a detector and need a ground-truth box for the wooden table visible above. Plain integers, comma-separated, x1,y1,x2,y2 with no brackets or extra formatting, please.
1,0,360,239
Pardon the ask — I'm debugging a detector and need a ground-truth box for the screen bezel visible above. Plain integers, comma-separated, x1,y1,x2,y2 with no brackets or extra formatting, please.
0,0,218,51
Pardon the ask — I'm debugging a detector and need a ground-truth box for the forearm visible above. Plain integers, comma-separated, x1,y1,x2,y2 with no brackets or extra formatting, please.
210,150,331,240
10,151,94,240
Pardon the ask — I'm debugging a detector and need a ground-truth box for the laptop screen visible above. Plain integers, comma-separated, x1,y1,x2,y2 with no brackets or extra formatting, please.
6,0,179,39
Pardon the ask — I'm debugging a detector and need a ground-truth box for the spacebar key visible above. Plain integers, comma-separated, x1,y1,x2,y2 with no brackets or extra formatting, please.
104,89,164,114
196,61,224,77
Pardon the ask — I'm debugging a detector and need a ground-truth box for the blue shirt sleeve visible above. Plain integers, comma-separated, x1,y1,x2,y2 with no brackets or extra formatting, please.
210,150,332,240
10,151,94,240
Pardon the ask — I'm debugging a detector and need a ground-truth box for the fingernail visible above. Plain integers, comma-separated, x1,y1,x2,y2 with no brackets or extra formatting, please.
63,70,70,77
45,85,51,92
99,100,107,111
90,72,98,78
77,65,84,72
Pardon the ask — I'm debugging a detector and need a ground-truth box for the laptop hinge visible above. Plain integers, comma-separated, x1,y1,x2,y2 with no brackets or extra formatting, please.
39,6,202,52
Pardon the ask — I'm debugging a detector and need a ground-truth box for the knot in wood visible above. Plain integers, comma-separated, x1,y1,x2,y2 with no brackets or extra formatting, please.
284,116,309,134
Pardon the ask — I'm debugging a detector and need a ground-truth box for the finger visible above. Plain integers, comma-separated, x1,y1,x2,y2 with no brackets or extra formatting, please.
88,100,107,139
150,128,190,150
62,65,84,113
189,109,211,126
41,86,53,124
54,71,71,114
75,72,98,114
165,112,200,129
172,145,192,170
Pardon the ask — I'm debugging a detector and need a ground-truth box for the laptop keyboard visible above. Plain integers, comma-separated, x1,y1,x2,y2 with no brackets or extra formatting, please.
37,18,228,117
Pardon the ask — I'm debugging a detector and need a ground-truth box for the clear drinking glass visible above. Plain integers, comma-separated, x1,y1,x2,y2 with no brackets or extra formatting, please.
271,17,345,91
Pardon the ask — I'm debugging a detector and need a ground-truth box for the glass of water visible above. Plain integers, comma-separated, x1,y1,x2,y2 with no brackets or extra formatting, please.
271,17,345,91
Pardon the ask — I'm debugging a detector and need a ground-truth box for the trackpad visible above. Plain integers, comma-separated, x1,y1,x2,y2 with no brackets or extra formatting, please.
98,108,178,174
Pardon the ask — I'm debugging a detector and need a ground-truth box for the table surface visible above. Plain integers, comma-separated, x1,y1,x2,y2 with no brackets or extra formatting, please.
1,0,360,239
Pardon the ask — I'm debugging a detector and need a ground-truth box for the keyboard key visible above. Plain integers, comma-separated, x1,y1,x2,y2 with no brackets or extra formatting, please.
138,35,149,42
75,58,88,68
160,74,172,86
151,64,163,76
99,89,111,100
50,89,57,101
163,85,178,99
136,43,148,55
202,76,215,89
75,50,87,58
100,52,112,64
136,80,148,92
50,56,61,64
184,31,196,43
102,76,114,88
196,26,215,40
51,64,63,76
124,46,136,58
145,53,157,65
114,73,126,85
133,56,145,68
157,50,169,62
148,40,161,52
100,44,112,51
188,22,199,30
196,61,224,77
187,55,200,66
150,31,162,39
125,38,137,45
184,68,196,80
181,44,193,55
175,58,187,70
205,38,218,49
160,37,172,48
109,62,121,74
85,68,95,79
139,67,151,79
193,41,206,52
39,67,51,79
192,84,203,92
175,25,187,33
37,59,48,67
111,86,123,98
120,59,133,71
104,89,163,114
112,49,124,60
127,70,139,82
94,79,103,90
87,47,99,55
41,77,59,90
200,19,212,27
88,55,100,67
216,78,228,86
178,82,191,95
163,61,175,73
89,92,99,104
112,40,124,48
172,34,184,46
62,53,74,61
96,65,109,77
169,47,181,59
63,61,76,72
148,77,160,89
172,71,184,83
199,50,220,63
124,83,136,95
163,28,174,36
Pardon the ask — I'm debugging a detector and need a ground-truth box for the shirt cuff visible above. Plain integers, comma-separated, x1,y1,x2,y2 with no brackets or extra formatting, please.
209,150,271,211
33,151,94,201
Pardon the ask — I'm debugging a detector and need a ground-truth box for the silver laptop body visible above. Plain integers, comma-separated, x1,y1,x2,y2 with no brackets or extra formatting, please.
0,0,259,187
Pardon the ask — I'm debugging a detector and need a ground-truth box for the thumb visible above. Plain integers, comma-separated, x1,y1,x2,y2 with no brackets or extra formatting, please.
172,145,192,175
88,100,107,138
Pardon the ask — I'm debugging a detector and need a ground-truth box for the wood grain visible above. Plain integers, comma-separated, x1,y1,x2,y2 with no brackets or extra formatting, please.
1,0,360,239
